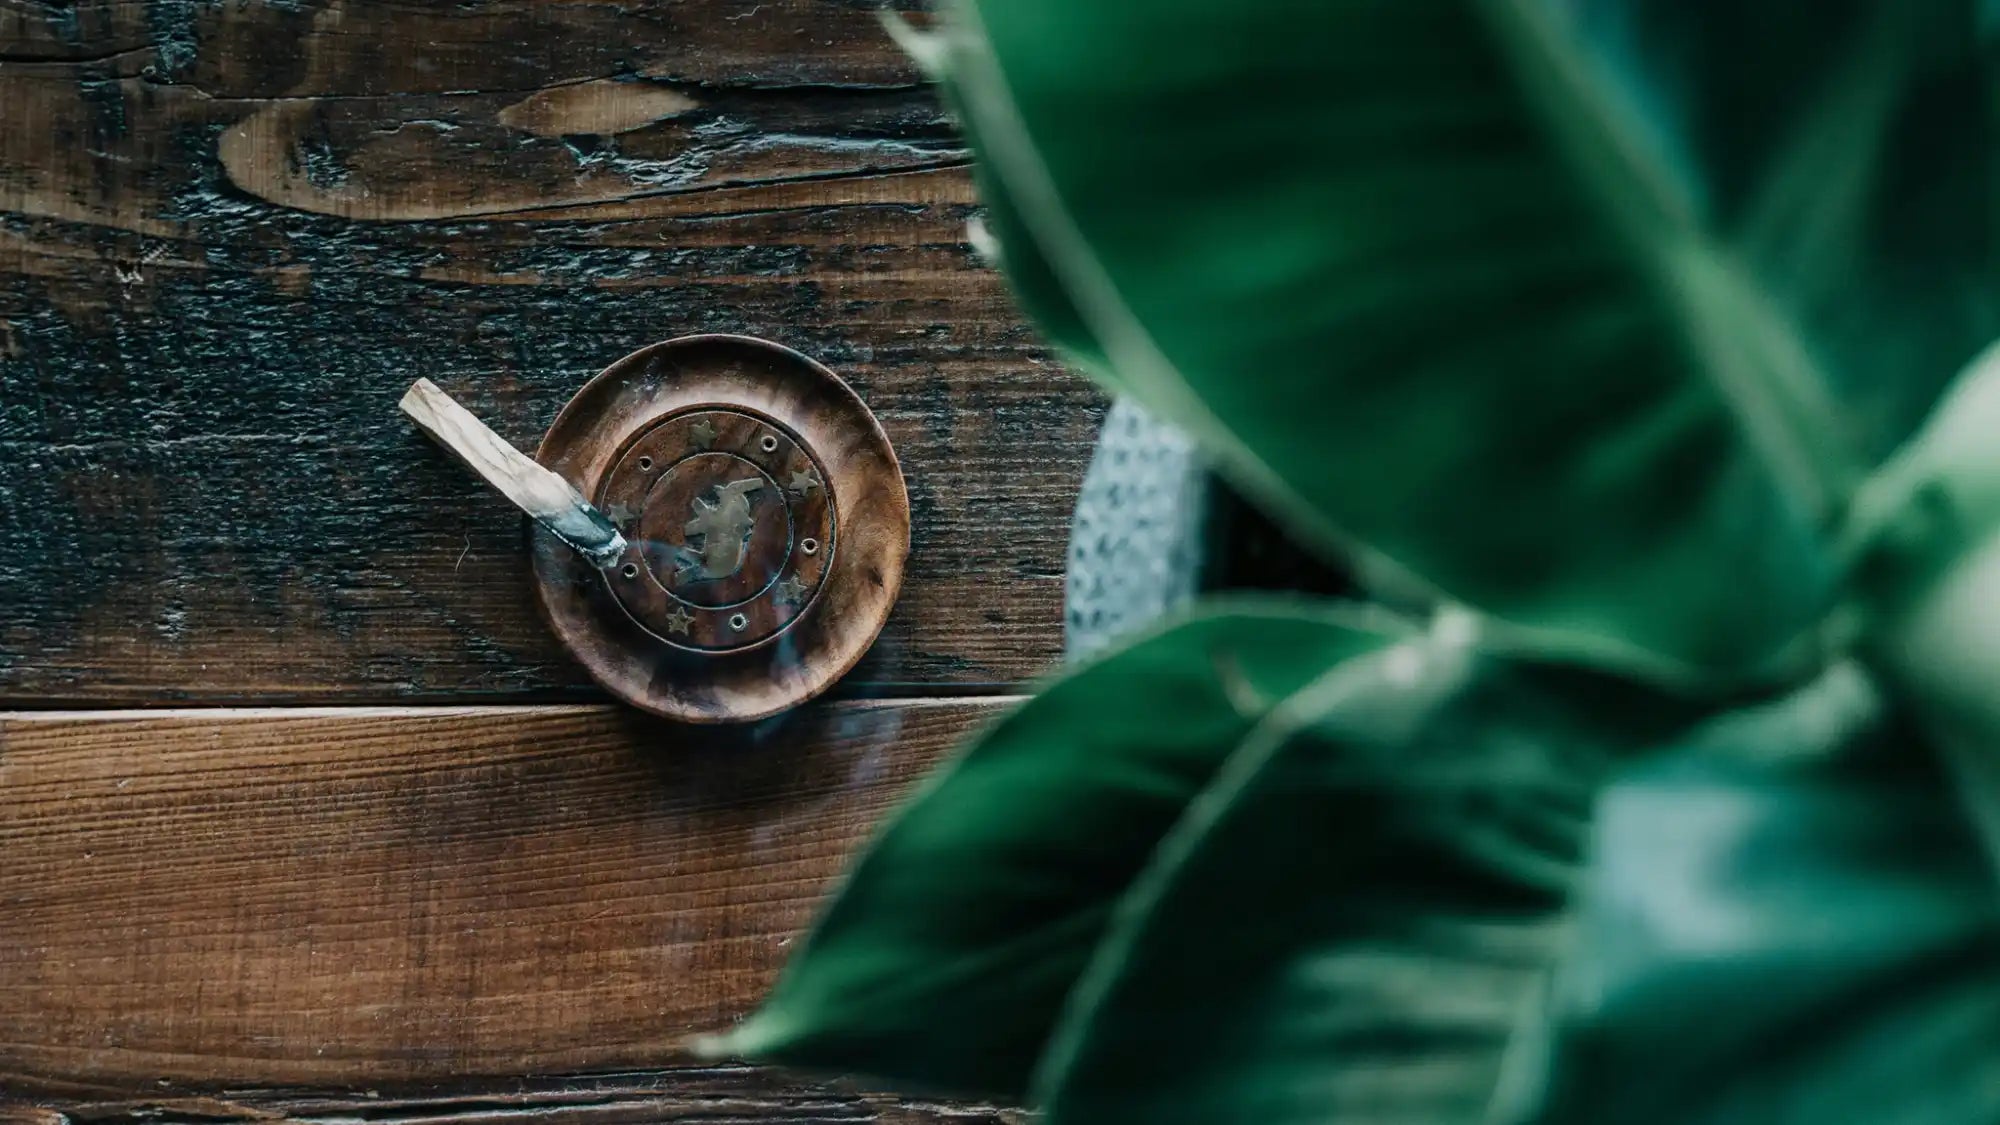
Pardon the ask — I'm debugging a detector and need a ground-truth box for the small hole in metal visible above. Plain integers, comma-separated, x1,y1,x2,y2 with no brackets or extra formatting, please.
729,613,748,631
802,538,818,555
637,455,653,471
621,564,639,579
760,435,779,453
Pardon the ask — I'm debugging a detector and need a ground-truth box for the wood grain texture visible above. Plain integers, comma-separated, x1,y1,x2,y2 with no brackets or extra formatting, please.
0,700,1010,1095
0,0,1102,704
2,1067,1014,1125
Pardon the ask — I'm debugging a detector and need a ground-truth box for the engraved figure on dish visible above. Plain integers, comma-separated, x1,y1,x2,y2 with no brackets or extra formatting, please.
674,477,765,585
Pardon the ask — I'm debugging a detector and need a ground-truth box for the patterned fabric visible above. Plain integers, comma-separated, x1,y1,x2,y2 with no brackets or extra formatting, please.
1064,399,1213,660
1064,399,1366,661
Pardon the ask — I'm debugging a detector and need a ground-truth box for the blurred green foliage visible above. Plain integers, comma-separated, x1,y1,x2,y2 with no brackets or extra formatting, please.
703,2,2000,1120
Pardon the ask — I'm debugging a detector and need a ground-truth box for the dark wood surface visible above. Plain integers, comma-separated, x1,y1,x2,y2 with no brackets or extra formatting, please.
0,1067,1013,1125
0,0,1102,705
1,2,1093,1122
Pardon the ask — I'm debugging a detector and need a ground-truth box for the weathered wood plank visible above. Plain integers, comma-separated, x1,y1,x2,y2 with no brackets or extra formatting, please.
2,0,931,90
2,1066,1012,1125
0,700,1008,1093
0,0,1100,703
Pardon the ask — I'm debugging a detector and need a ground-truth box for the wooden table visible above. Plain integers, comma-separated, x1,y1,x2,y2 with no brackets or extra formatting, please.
0,3,1099,1120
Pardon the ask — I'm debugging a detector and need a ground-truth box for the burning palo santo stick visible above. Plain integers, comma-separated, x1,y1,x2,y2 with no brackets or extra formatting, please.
399,378,628,568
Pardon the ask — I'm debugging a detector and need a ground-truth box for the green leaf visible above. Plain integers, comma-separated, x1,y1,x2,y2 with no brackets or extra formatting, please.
1032,629,1704,1125
1557,1,2000,447
1840,343,2000,794
1511,665,2000,1124
939,0,2000,684
879,14,1117,392
962,115,1120,394
702,598,1409,1099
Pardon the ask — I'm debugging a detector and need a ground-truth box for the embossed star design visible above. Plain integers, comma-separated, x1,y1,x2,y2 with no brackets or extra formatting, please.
690,419,717,449
787,468,821,496
665,605,695,635
774,575,809,606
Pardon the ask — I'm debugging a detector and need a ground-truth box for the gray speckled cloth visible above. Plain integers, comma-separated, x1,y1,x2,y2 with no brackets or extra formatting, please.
1064,399,1213,660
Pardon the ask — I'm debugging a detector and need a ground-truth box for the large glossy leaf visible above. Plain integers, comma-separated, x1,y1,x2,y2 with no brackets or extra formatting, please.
1839,343,2000,794
701,599,1408,1099
937,0,2000,683
1551,2,2000,452
1509,666,2000,1124
877,15,1117,392
1032,629,1704,1125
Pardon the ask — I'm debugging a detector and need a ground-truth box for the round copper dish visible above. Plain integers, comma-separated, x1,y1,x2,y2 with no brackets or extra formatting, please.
531,335,909,723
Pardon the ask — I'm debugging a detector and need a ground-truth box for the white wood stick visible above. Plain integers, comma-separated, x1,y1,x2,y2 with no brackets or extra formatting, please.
400,378,628,568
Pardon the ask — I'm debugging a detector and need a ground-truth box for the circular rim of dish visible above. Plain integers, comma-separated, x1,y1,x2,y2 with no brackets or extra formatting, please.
529,334,909,724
